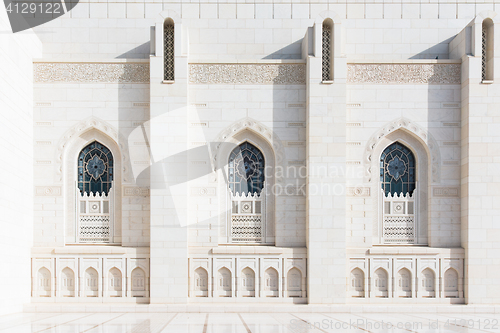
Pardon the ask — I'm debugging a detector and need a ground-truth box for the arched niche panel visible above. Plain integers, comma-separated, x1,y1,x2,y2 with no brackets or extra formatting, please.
37,267,51,297
421,268,436,298
287,268,302,298
131,267,147,297
108,268,122,297
444,268,459,298
85,267,99,297
263,268,279,297
217,268,232,297
350,268,365,298
373,268,388,298
61,267,75,297
193,267,209,297
240,267,255,297
397,268,412,298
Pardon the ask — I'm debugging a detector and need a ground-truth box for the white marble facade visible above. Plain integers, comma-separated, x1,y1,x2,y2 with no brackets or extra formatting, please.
0,0,499,315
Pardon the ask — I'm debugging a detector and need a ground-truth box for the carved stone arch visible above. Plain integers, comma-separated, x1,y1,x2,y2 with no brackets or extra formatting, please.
367,118,437,245
59,117,127,244
474,11,499,25
421,267,436,296
213,118,284,245
56,117,131,183
211,117,285,183
315,10,342,25
349,268,365,296
364,117,440,183
157,10,181,23
60,267,75,297
263,267,279,294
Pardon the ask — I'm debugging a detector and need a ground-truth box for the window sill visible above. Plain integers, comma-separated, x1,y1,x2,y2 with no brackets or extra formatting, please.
481,80,494,84
162,80,175,84
322,80,334,84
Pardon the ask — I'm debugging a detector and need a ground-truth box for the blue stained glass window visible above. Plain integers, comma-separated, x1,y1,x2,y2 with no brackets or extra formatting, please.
78,141,113,195
380,142,415,196
228,142,265,195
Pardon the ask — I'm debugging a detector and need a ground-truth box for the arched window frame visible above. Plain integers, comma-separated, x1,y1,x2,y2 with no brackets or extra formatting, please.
62,125,123,245
216,131,277,245
322,18,334,82
379,141,418,245
163,18,175,81
482,18,494,82
367,123,433,247
226,142,266,244
77,141,115,244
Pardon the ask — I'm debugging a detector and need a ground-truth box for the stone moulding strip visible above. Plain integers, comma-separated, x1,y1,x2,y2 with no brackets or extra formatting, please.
347,63,461,84
34,62,150,83
189,63,306,84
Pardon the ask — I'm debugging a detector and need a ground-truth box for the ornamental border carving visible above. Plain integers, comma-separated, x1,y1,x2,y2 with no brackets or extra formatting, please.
55,117,132,183
364,118,441,183
189,64,306,85
34,63,149,83
211,118,286,184
347,64,461,84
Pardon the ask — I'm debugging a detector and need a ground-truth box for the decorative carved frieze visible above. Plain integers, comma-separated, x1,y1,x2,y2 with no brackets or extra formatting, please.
432,187,459,197
35,186,62,196
189,64,306,85
123,187,150,196
34,63,149,83
347,64,461,84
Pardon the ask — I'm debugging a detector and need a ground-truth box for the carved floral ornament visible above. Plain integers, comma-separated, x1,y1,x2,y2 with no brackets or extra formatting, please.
212,119,285,184
364,118,441,183
56,117,131,183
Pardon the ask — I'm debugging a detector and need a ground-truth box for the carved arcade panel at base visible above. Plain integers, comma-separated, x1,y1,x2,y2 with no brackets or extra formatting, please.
348,255,464,301
188,256,306,300
32,257,150,299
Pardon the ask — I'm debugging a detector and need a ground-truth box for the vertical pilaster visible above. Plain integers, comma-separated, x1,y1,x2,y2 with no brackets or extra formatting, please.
306,17,347,304
150,12,189,304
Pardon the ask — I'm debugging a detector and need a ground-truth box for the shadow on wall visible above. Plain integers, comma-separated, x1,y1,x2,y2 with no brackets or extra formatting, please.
263,41,303,59
409,36,455,59
117,42,150,59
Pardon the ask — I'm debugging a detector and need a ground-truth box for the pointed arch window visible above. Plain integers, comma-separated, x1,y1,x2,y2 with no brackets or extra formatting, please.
78,141,113,195
380,142,417,244
227,142,265,243
164,18,174,81
380,142,415,196
228,142,265,195
77,141,114,243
